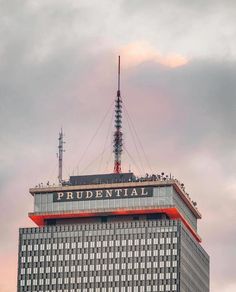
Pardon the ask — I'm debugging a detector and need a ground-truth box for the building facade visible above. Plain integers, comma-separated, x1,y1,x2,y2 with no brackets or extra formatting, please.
17,173,209,291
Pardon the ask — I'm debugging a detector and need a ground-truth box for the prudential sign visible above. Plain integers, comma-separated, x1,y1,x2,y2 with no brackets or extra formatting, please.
53,187,153,202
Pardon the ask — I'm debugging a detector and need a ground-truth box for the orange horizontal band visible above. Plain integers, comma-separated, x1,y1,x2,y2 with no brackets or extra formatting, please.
29,207,201,242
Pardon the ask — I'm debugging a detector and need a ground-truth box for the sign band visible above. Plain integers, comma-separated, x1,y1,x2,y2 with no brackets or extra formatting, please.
52,187,153,202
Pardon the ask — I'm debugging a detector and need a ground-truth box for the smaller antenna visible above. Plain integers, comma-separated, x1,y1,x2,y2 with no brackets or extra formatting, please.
58,128,65,184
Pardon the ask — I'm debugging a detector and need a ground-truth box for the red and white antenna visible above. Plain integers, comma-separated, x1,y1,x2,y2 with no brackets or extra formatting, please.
113,56,123,173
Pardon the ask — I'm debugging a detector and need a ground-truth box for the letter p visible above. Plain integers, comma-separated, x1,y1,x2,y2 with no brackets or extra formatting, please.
57,192,64,201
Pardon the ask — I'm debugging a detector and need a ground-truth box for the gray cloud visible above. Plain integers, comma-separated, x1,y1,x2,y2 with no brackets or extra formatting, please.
124,60,236,158
120,0,236,59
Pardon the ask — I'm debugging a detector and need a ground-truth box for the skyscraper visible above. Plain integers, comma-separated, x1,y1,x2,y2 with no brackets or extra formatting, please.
17,58,209,292
17,173,209,292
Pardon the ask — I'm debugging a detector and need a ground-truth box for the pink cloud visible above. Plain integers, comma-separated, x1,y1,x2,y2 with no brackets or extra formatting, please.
119,41,188,68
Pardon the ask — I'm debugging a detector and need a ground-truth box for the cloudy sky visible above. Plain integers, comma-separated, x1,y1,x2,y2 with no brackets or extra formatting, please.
0,0,236,291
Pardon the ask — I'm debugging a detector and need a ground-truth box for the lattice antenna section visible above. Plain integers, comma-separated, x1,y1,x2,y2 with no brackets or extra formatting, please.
113,56,123,173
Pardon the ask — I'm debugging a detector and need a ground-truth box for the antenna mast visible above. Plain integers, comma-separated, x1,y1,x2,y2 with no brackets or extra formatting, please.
58,128,65,184
113,56,123,174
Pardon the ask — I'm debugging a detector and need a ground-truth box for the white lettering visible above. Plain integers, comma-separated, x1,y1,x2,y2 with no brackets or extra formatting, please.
76,191,83,199
66,192,73,200
130,188,138,196
96,190,103,198
105,190,113,197
123,189,128,196
54,187,152,202
86,191,93,199
114,189,122,197
57,192,64,201
141,188,148,196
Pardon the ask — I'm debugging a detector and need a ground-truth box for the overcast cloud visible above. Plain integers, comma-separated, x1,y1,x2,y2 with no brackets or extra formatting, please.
0,1,236,291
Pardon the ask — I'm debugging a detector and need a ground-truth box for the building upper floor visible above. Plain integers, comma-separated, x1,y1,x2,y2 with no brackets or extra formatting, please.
29,173,202,242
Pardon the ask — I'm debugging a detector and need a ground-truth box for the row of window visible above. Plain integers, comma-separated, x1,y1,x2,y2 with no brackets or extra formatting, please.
20,277,178,289
21,245,178,257
20,220,178,235
20,268,178,281
20,284,177,292
20,260,178,274
21,229,178,242
21,246,178,259
20,272,178,284
20,259,179,271
21,237,178,252
21,253,178,265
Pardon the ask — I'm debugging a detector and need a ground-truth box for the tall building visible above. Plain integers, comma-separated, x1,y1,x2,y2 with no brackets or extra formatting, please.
17,173,209,292
17,58,209,291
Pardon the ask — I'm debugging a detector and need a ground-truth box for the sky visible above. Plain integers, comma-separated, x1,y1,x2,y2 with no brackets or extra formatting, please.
0,0,236,291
